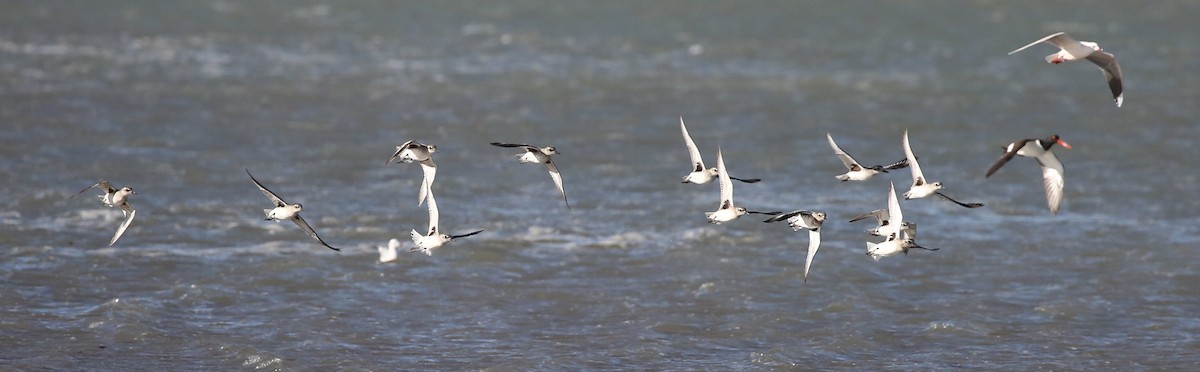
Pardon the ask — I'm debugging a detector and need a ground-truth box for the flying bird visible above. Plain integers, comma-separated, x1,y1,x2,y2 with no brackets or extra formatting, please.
705,148,780,224
866,182,937,260
902,130,984,208
680,117,761,184
764,210,826,282
385,140,438,206
826,132,909,181
72,180,137,246
409,190,484,256
246,168,341,251
1009,32,1124,107
491,142,570,210
985,134,1072,214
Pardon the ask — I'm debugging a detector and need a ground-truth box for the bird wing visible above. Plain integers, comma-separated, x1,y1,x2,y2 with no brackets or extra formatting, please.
385,139,416,165
764,210,805,223
1085,51,1124,107
109,205,135,246
715,148,733,208
902,130,925,185
848,209,888,224
1036,151,1066,214
985,139,1028,177
425,188,440,236
545,159,570,210
881,157,910,171
72,180,112,199
681,117,705,172
291,214,340,251
450,229,485,239
246,169,288,207
1008,32,1068,55
418,160,437,206
490,142,536,150
884,182,903,238
826,132,860,169
803,228,821,282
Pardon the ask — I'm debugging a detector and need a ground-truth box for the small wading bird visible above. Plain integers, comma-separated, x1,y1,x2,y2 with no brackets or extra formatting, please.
764,210,826,282
409,190,484,256
901,130,984,208
246,168,341,251
1009,32,1124,107
72,180,137,246
680,117,761,184
985,134,1072,214
385,140,438,206
826,132,909,182
491,142,570,210
705,148,780,224
866,182,938,260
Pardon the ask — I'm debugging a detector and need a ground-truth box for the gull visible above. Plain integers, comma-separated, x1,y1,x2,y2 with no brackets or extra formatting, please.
826,132,909,181
866,182,937,260
902,130,984,208
490,142,570,210
985,134,1072,214
1009,32,1124,107
72,180,137,246
246,168,340,251
385,140,438,206
763,210,826,282
409,190,484,256
705,148,780,224
680,117,761,184
378,238,400,263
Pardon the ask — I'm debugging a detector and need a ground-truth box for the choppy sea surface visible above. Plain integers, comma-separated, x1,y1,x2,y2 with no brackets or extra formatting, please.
3,1,1200,369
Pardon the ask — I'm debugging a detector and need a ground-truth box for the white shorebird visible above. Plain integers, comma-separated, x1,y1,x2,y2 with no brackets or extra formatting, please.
385,140,438,206
986,134,1072,214
826,132,909,181
1009,32,1124,107
491,142,570,210
705,148,779,224
901,130,984,208
763,210,826,282
848,208,914,237
246,168,340,252
409,190,484,256
72,180,137,246
378,238,401,263
866,182,937,260
680,117,761,184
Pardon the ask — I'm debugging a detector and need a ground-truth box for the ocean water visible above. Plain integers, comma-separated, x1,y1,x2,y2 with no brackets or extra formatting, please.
2,1,1199,369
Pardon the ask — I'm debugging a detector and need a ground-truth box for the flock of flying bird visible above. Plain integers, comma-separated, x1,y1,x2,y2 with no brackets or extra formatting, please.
69,32,1119,281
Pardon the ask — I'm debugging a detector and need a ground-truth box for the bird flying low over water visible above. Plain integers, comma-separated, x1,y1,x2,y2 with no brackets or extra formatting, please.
246,168,341,252
985,134,1071,214
491,142,570,210
409,190,484,256
826,132,909,182
72,180,137,246
1009,32,1124,107
764,210,826,282
901,130,985,208
385,140,438,206
680,117,761,185
705,148,780,224
866,182,938,261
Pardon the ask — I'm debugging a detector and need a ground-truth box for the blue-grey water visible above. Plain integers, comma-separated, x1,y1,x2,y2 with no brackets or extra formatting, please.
3,1,1199,369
